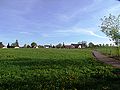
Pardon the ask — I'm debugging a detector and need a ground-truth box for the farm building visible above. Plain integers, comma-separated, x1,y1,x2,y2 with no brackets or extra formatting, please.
71,44,82,48
14,47,20,49
44,45,52,48
64,45,75,49
2,47,7,49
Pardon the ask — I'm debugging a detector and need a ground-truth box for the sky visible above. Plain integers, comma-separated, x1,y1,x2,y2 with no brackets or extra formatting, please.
0,0,120,46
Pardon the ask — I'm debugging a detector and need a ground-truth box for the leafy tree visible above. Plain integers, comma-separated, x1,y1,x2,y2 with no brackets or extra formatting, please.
0,42,4,48
38,45,44,48
88,42,94,48
11,40,19,48
52,45,55,48
23,44,27,48
31,42,37,48
27,45,31,48
79,41,87,48
100,14,120,56
11,43,16,47
99,44,102,47
7,43,10,48
106,44,109,47
15,40,19,47
61,42,65,48
56,43,62,48
102,44,105,47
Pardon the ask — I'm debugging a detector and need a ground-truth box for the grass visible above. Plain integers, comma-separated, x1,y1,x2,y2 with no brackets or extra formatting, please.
96,47,120,59
0,48,120,90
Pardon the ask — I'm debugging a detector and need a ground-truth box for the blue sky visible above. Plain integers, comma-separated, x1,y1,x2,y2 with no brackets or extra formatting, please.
0,0,120,46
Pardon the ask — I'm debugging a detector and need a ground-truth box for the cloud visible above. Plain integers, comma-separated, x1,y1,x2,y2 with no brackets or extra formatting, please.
85,30,107,38
55,27,107,38
93,1,120,18
55,0,105,22
2,0,38,15
105,4,120,15
41,34,50,38
41,33,69,38
19,31,32,35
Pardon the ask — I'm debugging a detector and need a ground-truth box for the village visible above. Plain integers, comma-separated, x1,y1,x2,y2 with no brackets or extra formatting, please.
0,40,103,49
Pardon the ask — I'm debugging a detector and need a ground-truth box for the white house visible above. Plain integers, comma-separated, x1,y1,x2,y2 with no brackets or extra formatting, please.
35,46,39,48
14,47,20,48
44,45,51,48
78,45,82,48
2,47,7,49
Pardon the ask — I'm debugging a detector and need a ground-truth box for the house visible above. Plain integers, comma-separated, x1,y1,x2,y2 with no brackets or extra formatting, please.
35,46,39,48
2,47,7,49
38,45,44,48
14,46,20,49
71,44,82,48
33,45,39,48
64,45,75,49
44,45,52,48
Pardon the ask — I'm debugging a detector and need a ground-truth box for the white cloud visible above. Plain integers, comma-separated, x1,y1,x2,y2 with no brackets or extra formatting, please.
41,34,50,38
55,0,105,22
41,33,69,38
85,30,107,38
92,1,120,20
19,31,32,35
105,4,120,15
55,27,107,38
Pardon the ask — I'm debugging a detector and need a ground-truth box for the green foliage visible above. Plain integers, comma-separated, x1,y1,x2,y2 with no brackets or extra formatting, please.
88,42,94,48
97,46,120,59
0,48,119,90
56,43,62,48
31,42,37,48
100,14,120,45
11,40,19,47
0,42,4,48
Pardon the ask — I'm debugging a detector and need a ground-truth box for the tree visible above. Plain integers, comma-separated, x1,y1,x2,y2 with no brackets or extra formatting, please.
11,43,16,47
100,14,120,56
7,43,10,48
38,45,44,48
61,42,65,48
27,45,31,48
99,44,102,47
23,44,27,48
79,41,87,48
11,40,19,48
52,45,55,48
56,43,62,48
88,42,94,48
31,42,37,48
15,40,19,47
0,42,4,48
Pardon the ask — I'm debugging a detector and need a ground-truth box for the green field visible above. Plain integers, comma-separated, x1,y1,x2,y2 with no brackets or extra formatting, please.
96,47,120,59
0,48,120,90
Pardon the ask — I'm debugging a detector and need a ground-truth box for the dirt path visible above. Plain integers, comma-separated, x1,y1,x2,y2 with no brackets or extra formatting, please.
92,50,120,68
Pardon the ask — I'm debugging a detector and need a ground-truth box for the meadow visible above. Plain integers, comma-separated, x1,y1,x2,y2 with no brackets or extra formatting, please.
96,47,120,59
0,48,120,90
